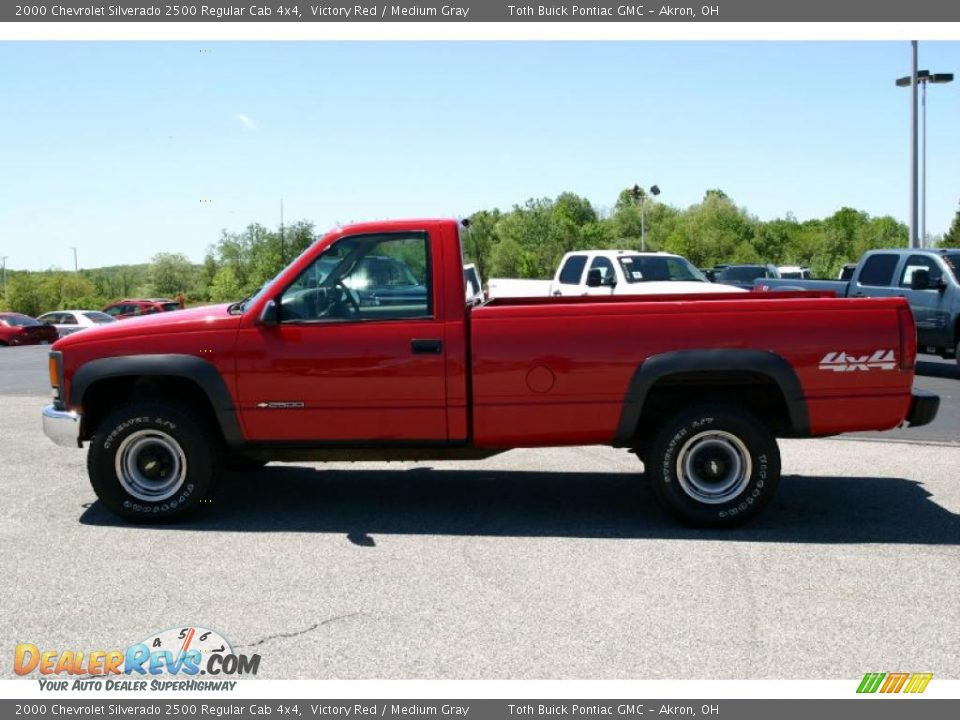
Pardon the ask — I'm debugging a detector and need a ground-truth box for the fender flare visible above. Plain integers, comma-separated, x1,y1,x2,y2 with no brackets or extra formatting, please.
614,349,809,445
70,354,243,447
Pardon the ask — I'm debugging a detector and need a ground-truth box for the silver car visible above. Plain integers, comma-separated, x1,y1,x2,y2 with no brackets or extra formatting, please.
37,310,117,337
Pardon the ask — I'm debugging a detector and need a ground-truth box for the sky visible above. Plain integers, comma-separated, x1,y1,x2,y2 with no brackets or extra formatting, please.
0,41,958,271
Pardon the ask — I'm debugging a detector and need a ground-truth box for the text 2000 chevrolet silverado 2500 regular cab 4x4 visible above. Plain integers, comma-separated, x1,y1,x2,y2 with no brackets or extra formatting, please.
41,219,939,527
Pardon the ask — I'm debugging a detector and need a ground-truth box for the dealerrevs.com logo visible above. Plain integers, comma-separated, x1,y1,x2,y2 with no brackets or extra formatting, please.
14,626,260,691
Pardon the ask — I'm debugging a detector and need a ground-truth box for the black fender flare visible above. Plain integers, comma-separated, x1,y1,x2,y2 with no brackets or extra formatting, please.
70,354,243,447
614,349,809,446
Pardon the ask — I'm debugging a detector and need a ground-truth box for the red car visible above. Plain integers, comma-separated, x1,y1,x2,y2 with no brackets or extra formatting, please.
42,219,937,526
0,312,59,346
102,298,182,319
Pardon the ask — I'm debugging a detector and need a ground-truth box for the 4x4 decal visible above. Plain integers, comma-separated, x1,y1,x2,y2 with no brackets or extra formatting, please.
819,349,897,372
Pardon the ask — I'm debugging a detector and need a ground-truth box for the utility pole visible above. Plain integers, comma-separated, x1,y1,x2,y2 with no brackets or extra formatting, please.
910,40,920,249
1,256,7,301
70,247,78,272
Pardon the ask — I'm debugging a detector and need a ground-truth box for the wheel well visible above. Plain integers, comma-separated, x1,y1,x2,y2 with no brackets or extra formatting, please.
632,370,795,446
80,375,223,443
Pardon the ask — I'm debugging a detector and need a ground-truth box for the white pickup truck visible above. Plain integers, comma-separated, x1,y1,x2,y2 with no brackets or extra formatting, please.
488,250,745,299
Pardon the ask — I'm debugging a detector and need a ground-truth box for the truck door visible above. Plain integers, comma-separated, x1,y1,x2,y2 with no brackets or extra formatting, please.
898,254,953,350
584,255,618,296
849,253,902,299
234,231,450,442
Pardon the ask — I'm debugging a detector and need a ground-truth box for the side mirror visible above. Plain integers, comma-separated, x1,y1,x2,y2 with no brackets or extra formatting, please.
585,268,616,288
910,269,931,291
258,298,279,326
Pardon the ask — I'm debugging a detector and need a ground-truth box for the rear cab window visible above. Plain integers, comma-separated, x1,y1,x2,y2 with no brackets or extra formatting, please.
857,254,899,287
557,255,588,285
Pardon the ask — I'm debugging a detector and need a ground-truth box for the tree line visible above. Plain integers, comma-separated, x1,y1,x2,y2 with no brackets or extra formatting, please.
3,189,959,316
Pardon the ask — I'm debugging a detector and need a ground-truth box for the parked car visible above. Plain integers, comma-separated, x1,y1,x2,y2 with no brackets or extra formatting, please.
838,263,857,281
42,218,936,528
756,248,960,364
777,265,812,280
37,310,117,337
714,264,781,290
0,312,59,346
102,299,183,319
489,250,745,299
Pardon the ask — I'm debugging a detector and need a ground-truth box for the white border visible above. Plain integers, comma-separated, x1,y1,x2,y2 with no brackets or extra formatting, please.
3,21,960,42
2,678,959,699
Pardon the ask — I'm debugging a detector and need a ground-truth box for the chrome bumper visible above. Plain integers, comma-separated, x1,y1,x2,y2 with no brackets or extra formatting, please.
42,404,82,448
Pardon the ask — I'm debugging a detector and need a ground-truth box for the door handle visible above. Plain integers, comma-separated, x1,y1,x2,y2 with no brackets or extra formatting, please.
411,339,443,354
552,290,561,296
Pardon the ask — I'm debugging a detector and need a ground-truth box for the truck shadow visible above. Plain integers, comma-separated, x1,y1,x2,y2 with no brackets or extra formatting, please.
916,359,959,380
79,466,960,545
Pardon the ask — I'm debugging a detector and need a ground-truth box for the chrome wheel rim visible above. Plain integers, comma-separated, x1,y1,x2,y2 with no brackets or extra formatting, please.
676,430,752,505
114,429,187,502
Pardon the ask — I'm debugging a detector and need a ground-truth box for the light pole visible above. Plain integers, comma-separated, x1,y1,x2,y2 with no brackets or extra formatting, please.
70,247,78,272
1,256,7,301
898,69,954,247
631,184,661,251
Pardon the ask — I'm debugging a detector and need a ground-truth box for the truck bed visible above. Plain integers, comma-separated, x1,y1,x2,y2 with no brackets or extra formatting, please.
468,293,913,447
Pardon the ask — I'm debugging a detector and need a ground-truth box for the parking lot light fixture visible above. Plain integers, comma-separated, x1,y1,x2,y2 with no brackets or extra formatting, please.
897,66,954,247
631,184,661,252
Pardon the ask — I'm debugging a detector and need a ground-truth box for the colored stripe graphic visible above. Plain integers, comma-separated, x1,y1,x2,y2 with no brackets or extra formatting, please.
904,673,933,694
857,672,932,694
880,672,909,693
857,673,885,693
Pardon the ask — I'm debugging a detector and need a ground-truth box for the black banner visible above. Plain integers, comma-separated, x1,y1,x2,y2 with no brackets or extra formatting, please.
2,699,959,719
5,0,960,23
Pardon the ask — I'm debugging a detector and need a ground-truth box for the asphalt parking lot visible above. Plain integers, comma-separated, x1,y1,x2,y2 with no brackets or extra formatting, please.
1,345,958,679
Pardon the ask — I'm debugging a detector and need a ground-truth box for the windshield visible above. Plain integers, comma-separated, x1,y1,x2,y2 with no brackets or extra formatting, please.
234,239,322,313
1,314,39,327
719,266,768,282
943,253,960,283
617,255,707,283
82,311,116,324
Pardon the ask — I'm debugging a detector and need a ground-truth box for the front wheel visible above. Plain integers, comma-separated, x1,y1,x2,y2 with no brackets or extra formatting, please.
87,403,217,522
646,405,781,527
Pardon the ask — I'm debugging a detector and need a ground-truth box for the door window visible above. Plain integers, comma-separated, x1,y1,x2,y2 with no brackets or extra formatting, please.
857,254,899,287
589,256,616,284
280,233,431,323
899,255,943,288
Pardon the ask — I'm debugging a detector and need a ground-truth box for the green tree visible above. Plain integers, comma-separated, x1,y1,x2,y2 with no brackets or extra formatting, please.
208,266,243,303
148,253,195,297
941,201,960,246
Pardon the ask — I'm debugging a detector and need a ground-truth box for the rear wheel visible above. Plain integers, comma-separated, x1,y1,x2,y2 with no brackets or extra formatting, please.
87,402,217,522
646,405,781,527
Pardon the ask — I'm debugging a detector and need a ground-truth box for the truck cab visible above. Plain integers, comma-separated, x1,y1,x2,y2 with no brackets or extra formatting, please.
550,250,744,297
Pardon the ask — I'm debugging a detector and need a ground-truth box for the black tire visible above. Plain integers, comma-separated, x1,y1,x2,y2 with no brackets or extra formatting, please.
646,404,781,527
87,402,218,522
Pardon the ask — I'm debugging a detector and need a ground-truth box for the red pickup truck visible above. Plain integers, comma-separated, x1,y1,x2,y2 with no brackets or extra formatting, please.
42,219,938,526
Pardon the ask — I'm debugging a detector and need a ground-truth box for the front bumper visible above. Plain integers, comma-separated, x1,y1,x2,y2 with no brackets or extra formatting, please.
906,390,940,428
42,404,82,448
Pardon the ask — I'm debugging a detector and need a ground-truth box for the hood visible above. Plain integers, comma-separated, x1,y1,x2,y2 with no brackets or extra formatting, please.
53,304,241,350
622,281,747,295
